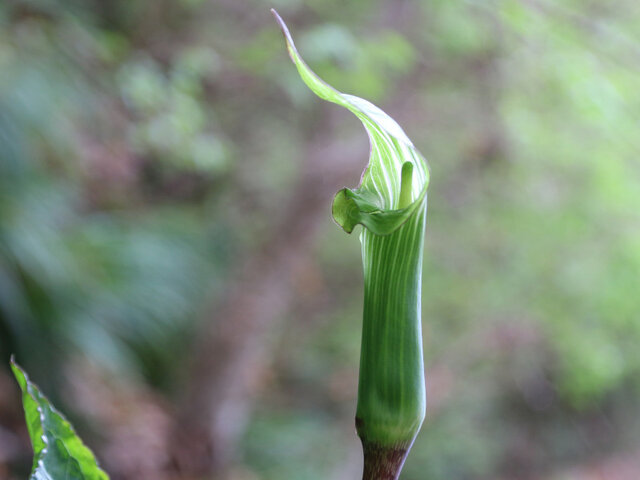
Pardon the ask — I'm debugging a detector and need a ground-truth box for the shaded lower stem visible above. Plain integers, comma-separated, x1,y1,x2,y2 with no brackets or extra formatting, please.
361,440,410,480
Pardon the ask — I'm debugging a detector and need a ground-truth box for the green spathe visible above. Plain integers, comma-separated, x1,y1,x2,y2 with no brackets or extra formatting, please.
273,9,430,477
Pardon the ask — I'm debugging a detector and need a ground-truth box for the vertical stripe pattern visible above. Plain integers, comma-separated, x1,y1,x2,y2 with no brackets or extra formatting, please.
273,11,430,449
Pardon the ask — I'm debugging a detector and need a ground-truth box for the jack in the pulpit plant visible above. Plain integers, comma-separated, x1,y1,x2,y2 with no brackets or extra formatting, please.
273,10,431,480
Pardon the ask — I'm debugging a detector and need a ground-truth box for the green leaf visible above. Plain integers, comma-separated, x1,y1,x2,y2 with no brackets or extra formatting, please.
11,358,110,480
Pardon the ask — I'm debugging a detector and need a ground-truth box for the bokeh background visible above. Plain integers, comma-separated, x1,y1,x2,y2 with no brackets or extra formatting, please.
1,0,640,479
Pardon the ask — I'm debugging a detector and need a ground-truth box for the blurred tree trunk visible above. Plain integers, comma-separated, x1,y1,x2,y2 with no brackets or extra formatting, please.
169,116,364,477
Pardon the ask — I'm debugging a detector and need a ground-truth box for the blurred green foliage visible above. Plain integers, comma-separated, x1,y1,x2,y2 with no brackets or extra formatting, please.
1,0,640,479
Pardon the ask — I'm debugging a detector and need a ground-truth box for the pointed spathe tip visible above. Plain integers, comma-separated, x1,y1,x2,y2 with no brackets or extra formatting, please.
270,8,286,34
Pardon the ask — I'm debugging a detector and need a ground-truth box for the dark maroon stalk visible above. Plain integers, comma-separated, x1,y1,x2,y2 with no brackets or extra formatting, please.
361,440,411,480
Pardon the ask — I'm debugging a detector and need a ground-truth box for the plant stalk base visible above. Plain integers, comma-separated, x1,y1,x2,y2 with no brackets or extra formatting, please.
360,440,410,480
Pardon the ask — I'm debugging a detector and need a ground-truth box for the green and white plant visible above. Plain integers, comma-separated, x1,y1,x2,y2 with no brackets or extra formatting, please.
273,11,431,480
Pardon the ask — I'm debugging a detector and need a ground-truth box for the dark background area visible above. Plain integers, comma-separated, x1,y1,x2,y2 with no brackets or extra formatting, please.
1,0,640,479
